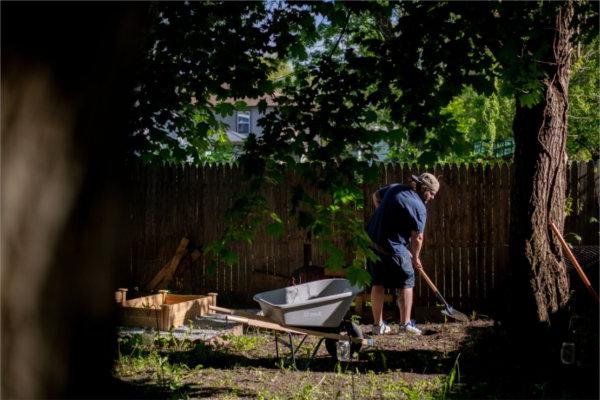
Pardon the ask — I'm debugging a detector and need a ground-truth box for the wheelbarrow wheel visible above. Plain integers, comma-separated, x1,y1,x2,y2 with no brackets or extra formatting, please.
325,320,363,360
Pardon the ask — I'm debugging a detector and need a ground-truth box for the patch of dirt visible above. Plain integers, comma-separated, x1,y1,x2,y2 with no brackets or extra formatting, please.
113,320,491,399
113,310,598,399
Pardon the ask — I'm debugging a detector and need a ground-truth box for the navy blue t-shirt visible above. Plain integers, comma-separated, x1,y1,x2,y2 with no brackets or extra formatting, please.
367,184,427,256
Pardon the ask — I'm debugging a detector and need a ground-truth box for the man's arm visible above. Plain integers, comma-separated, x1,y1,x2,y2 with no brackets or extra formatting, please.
372,185,392,208
372,190,381,208
410,231,424,269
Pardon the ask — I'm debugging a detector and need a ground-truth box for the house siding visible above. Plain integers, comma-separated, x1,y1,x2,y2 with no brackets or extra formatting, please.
216,106,275,137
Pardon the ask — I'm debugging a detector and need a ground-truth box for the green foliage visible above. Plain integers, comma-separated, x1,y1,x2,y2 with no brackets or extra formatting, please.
436,82,515,162
132,2,316,165
568,36,600,161
134,1,597,285
221,334,266,353
440,354,461,399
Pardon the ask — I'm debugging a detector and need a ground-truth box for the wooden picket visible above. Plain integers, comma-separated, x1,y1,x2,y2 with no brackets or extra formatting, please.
126,161,598,311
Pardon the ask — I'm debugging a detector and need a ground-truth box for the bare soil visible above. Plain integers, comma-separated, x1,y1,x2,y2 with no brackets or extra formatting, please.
113,313,598,399
114,320,471,399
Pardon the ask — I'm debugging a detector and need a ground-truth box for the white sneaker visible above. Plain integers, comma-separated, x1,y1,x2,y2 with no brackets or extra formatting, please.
372,321,392,335
400,320,422,335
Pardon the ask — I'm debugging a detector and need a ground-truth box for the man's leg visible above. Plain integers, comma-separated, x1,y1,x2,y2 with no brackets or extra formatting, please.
371,285,385,326
397,287,413,325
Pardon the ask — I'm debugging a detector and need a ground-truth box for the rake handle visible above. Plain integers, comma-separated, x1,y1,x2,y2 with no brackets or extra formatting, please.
550,222,600,304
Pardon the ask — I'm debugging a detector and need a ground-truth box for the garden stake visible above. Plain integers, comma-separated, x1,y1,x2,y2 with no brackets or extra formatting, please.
417,267,469,322
550,222,600,304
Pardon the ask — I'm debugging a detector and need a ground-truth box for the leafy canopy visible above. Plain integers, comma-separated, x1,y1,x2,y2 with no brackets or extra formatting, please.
131,1,597,286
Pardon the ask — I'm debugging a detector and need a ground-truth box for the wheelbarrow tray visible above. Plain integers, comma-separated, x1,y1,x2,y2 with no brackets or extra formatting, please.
253,278,362,328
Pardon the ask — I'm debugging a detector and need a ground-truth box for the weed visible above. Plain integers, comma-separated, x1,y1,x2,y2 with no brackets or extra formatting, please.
222,333,265,352
293,383,315,400
335,361,343,374
379,351,388,371
257,388,283,400
154,355,189,391
440,353,461,400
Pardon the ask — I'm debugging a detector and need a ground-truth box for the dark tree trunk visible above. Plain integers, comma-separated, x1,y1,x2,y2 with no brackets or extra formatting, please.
508,2,573,332
1,3,146,398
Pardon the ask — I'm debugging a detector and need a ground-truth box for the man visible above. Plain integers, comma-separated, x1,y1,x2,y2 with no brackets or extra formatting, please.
367,172,440,335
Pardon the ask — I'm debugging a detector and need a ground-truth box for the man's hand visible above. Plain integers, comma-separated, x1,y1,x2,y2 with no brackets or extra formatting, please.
412,257,423,270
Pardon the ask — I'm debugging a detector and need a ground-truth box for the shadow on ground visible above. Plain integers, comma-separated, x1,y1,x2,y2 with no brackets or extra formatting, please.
448,320,599,399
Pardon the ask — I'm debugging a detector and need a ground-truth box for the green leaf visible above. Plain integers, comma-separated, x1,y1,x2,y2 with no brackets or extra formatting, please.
364,109,378,123
214,102,235,116
234,100,248,110
346,266,371,287
220,248,238,266
266,222,284,238
323,241,345,270
257,99,268,114
289,41,308,60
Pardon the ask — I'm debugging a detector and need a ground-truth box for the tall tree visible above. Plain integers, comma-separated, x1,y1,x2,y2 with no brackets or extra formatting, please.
2,2,147,397
507,1,574,328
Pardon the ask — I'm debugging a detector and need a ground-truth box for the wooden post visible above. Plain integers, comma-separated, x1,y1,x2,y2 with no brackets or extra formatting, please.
158,289,169,304
160,304,170,331
208,292,218,314
115,288,128,304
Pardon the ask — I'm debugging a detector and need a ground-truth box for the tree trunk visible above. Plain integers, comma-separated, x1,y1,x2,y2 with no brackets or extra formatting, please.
508,2,573,330
1,4,146,398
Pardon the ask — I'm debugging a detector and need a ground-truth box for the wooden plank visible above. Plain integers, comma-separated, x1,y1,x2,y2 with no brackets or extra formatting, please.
145,261,171,291
209,305,373,346
120,306,163,329
457,164,468,308
445,164,456,302
164,296,214,329
122,293,164,308
203,165,217,293
491,162,501,294
439,165,453,302
426,164,442,307
147,237,189,290
164,294,210,304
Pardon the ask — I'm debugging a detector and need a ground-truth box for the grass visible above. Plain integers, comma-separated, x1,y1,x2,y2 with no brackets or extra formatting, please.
113,330,455,399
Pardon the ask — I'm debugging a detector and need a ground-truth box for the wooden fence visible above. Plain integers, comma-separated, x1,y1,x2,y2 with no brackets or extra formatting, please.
126,161,598,311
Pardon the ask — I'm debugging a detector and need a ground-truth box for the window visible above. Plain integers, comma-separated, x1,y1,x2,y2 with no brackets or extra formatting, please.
236,111,250,134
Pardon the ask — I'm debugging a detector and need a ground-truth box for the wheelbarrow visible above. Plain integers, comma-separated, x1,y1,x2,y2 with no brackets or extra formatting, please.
208,278,374,369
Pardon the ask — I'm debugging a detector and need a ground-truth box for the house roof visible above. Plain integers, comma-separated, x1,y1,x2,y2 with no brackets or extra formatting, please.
226,130,247,144
208,93,278,107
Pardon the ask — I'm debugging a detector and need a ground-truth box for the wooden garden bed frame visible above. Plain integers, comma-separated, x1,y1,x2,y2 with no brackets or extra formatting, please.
115,289,217,331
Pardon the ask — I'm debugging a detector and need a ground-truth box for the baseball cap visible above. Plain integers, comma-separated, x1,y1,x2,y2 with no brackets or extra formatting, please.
411,173,440,193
